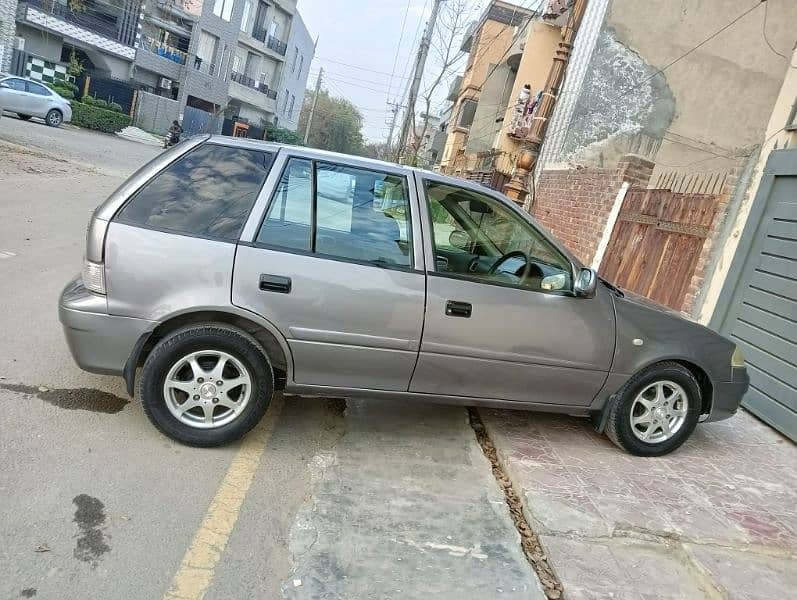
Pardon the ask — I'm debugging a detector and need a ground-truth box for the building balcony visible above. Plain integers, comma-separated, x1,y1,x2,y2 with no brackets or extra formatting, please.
19,0,139,59
229,72,277,113
266,35,287,56
155,0,200,22
141,36,187,65
447,75,463,101
230,71,278,99
193,57,218,76
506,112,536,141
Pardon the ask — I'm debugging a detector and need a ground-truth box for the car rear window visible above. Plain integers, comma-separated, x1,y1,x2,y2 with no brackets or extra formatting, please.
115,143,274,242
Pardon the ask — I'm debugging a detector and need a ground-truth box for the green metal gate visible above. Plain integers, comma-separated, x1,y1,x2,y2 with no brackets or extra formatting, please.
713,149,797,441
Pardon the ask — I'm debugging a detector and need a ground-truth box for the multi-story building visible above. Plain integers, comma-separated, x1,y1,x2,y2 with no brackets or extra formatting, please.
134,0,313,130
439,0,538,176
9,0,313,132
13,0,142,81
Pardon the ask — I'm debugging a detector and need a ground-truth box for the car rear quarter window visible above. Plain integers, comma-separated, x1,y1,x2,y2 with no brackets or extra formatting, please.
3,78,26,91
115,144,274,241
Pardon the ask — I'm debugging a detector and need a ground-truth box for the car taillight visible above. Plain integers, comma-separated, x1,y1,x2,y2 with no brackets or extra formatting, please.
82,259,106,294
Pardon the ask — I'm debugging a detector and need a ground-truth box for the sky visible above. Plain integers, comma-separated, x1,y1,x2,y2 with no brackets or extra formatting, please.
297,0,480,143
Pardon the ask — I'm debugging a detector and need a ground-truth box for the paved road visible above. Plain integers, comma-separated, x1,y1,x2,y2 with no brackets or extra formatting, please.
0,120,542,599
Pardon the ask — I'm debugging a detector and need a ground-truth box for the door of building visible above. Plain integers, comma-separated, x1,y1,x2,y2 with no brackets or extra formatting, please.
713,149,797,441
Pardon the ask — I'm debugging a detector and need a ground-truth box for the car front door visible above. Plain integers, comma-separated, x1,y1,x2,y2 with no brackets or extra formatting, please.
233,152,426,391
409,175,616,407
0,78,28,113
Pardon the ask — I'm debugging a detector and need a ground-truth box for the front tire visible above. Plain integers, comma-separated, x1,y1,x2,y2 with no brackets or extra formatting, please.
605,362,701,456
45,109,62,127
140,324,274,447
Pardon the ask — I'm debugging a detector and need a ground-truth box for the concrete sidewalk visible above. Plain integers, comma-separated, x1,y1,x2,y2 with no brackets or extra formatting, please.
482,409,797,600
283,399,546,599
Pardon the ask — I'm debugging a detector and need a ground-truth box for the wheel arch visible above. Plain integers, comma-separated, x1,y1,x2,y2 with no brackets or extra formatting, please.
592,357,713,432
124,308,292,397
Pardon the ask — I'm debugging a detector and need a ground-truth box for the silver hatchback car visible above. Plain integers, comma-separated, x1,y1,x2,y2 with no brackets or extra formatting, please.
0,76,73,127
59,136,749,455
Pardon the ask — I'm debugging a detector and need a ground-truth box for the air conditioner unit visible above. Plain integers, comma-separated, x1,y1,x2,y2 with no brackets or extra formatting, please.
160,77,172,90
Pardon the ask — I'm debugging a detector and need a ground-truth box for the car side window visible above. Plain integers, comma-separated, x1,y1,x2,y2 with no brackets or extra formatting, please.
425,180,572,292
116,143,274,242
4,78,26,91
257,159,413,268
258,157,312,251
26,81,50,96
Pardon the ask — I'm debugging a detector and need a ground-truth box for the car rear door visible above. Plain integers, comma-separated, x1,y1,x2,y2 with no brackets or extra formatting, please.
410,174,616,406
233,150,426,391
0,78,28,113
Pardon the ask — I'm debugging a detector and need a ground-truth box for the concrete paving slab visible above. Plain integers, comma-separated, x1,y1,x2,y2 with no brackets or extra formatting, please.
482,408,797,599
283,400,547,599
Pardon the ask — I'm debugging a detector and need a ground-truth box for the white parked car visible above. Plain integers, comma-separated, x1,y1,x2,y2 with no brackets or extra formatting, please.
0,76,73,127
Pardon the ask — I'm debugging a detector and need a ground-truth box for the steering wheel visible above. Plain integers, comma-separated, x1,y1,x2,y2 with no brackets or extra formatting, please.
487,250,532,282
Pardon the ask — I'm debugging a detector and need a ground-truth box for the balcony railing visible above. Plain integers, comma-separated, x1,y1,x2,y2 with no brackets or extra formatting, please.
267,35,287,56
141,36,187,65
193,57,217,76
24,0,134,46
230,71,278,99
251,24,267,43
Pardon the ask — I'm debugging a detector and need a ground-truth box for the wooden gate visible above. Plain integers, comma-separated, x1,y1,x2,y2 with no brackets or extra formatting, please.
599,189,719,311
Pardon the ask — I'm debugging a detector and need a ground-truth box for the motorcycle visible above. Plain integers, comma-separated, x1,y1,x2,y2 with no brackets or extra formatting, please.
163,124,183,149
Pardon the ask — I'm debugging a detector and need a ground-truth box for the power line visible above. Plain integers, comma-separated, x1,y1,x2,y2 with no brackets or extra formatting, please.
761,0,796,66
314,55,411,79
387,0,414,102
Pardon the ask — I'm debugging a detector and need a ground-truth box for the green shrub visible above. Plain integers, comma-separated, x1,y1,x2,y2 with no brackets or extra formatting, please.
58,89,75,100
81,95,95,105
93,98,108,109
71,102,131,133
108,102,123,113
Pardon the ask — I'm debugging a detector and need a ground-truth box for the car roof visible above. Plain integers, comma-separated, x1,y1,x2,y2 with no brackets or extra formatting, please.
204,135,494,194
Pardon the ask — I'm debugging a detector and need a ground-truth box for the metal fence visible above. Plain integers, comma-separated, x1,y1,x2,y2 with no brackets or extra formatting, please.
133,91,179,135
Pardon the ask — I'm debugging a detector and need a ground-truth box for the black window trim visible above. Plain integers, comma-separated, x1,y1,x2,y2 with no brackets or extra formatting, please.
112,143,275,243
253,156,416,271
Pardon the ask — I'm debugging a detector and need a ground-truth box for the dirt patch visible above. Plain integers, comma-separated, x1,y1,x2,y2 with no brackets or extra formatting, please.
469,407,563,599
0,383,129,413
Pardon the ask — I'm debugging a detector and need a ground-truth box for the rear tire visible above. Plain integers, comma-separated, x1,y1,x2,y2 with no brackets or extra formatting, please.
45,109,62,127
18,114,32,120
140,324,274,447
605,362,701,456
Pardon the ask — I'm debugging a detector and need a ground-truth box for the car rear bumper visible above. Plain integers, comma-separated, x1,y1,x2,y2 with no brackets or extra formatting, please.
705,367,750,422
59,276,154,375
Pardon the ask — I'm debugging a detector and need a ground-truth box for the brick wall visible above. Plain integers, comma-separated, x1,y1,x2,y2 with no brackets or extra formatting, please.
531,155,654,265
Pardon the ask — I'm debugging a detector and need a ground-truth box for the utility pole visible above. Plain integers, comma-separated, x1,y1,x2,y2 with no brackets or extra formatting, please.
385,101,401,155
504,0,588,205
395,0,445,162
303,67,323,146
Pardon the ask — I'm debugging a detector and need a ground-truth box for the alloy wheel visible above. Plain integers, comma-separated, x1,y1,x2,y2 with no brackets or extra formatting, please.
163,350,252,429
629,380,689,443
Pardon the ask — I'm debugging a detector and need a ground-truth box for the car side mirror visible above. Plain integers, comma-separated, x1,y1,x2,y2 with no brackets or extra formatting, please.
574,267,598,298
0,81,11,89
449,229,470,250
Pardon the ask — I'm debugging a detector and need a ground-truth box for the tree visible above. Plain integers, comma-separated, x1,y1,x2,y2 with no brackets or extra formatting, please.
264,122,303,145
297,89,365,155
404,0,470,164
363,141,391,161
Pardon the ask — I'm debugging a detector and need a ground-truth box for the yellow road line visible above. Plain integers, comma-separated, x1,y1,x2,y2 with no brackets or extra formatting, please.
164,394,284,600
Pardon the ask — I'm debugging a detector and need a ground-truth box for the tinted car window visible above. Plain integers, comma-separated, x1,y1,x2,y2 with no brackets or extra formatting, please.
26,81,50,96
258,157,312,251
425,180,572,292
315,163,411,266
3,78,26,91
257,159,412,268
117,144,274,241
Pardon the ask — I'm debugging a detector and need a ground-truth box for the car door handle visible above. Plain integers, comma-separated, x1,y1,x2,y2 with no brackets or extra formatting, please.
259,274,291,294
445,300,472,318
